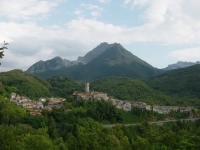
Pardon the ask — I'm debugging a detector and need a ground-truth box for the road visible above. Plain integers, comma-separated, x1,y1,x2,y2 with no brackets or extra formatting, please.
103,118,200,128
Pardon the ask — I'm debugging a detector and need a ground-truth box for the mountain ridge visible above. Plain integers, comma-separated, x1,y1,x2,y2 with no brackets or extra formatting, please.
34,43,164,81
26,56,78,73
163,61,200,71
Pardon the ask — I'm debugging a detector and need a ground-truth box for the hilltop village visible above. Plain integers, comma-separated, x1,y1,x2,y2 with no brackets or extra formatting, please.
9,82,194,115
10,93,66,115
73,83,194,114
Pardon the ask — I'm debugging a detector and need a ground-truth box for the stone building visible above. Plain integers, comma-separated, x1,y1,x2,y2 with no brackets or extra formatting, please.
75,83,109,101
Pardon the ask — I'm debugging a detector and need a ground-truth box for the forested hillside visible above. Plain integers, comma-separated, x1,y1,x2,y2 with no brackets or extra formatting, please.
0,70,51,99
46,76,84,98
2,68,200,107
0,70,84,100
145,64,200,98
0,96,199,150
90,77,185,106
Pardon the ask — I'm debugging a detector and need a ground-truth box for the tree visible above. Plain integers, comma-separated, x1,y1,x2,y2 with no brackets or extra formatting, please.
0,41,8,65
0,41,8,58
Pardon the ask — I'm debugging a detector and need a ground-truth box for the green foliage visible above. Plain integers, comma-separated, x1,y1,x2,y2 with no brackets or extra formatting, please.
0,95,199,150
0,96,27,125
47,76,84,98
0,124,66,150
90,76,179,105
145,64,200,107
0,69,51,99
73,99,123,123
0,41,8,59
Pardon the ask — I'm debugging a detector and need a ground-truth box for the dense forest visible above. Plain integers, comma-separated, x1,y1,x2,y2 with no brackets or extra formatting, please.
0,70,51,99
1,69,200,107
0,96,200,149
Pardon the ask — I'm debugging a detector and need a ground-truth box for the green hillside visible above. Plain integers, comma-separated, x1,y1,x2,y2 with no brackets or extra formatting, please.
90,76,180,106
145,64,200,98
0,69,51,99
46,76,84,98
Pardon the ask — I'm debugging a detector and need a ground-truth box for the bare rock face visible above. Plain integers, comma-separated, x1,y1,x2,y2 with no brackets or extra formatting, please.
26,56,78,73
163,61,200,71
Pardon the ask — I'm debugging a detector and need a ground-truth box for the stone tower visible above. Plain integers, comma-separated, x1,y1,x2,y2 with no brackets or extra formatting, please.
85,82,89,93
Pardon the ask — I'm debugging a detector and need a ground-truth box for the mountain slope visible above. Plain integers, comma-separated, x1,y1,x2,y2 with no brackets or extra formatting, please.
35,43,164,81
0,69,51,99
163,61,200,71
77,42,115,64
90,76,178,105
145,64,200,98
26,56,77,73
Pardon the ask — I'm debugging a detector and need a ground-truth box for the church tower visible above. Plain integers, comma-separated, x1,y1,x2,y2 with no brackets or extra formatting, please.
85,82,89,93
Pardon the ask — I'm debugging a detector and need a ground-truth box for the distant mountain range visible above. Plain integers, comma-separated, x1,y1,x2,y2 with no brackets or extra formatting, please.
163,61,200,71
27,42,163,81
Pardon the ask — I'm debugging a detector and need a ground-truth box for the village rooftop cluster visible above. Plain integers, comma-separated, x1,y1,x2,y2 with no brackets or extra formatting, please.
10,93,66,115
10,82,194,115
74,83,194,114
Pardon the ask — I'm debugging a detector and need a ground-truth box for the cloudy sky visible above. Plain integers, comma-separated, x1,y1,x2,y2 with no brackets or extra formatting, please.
1,0,200,72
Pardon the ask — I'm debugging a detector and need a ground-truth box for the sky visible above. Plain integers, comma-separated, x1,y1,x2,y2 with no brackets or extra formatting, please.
1,0,200,72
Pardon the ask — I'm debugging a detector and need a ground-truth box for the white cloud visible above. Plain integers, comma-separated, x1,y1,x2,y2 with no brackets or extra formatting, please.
122,0,200,44
1,0,200,71
74,10,84,16
98,0,110,3
91,11,101,17
0,0,61,20
80,4,103,11
123,0,133,5
1,17,198,71
169,47,200,60
74,3,103,18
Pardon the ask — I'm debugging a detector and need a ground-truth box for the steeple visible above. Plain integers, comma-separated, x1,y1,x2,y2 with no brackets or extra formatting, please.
85,82,89,93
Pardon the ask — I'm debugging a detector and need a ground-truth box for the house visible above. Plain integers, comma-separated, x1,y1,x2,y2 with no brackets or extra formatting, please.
30,110,42,115
75,83,109,101
121,100,132,111
180,106,193,113
44,98,66,110
152,106,179,114
39,98,46,102
132,102,147,109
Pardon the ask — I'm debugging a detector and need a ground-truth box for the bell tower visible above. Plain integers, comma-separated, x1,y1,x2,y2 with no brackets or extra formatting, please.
85,82,89,93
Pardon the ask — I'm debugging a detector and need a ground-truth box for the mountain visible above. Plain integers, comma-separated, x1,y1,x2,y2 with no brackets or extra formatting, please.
163,61,200,71
26,56,78,73
77,42,116,64
35,43,164,81
0,69,51,99
145,64,200,99
27,42,115,74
